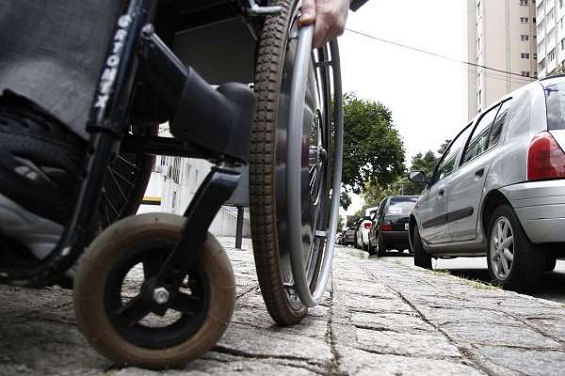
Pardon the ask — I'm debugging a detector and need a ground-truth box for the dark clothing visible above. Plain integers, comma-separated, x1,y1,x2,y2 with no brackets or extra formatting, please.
0,1,122,139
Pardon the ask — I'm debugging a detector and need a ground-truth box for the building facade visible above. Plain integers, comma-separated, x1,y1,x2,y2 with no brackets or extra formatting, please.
536,0,565,77
467,0,537,118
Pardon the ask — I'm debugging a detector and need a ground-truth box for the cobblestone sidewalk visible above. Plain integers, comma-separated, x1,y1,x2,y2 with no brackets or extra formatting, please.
0,237,564,375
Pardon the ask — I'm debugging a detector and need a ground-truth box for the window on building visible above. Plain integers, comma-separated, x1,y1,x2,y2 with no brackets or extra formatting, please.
520,0,528,4
533,17,536,23
521,53,530,58
534,53,538,59
539,58,546,69
521,71,531,77
560,0,564,8
172,157,181,184
548,13,554,22
520,17,529,23
521,34,530,41
549,49,556,62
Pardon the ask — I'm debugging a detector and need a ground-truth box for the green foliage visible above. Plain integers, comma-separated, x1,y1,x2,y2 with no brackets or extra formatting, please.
345,215,358,228
340,191,352,211
437,139,451,155
410,151,438,175
342,93,406,194
362,150,439,201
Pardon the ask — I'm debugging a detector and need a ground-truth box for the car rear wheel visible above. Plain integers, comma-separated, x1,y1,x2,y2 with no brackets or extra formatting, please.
375,234,387,258
545,256,557,272
411,225,431,269
486,204,545,292
367,238,376,255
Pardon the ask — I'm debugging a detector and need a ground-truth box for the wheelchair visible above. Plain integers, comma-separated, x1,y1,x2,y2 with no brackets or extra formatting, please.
0,0,343,369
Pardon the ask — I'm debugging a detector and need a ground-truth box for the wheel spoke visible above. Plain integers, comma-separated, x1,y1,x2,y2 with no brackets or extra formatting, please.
501,235,513,249
503,248,514,262
117,295,151,327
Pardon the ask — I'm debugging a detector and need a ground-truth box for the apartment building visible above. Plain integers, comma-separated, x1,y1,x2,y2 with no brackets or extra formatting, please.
536,0,565,77
467,0,537,118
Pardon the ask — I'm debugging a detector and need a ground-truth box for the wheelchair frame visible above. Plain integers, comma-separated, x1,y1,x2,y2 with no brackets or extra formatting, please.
0,0,344,368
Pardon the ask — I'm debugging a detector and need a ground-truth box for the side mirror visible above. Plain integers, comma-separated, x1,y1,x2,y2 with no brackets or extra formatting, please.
408,170,429,185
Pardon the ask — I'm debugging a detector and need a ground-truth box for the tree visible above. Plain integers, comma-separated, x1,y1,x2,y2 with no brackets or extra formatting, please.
410,151,438,175
340,190,352,211
342,93,405,195
437,139,451,155
362,150,439,199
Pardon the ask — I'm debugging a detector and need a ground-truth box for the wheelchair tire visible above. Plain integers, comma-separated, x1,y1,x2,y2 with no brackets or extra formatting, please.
250,0,335,325
74,213,235,369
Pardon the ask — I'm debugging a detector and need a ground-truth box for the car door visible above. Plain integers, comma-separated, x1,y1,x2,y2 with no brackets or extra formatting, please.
417,124,473,244
447,100,510,242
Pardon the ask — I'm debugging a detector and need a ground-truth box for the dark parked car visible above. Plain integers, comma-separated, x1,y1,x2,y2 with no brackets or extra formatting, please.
367,196,419,256
408,75,565,292
342,227,356,246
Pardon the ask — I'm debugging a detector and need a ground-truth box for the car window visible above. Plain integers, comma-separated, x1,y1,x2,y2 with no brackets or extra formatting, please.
434,124,473,183
462,103,501,164
386,197,419,215
504,89,533,140
488,99,511,148
545,81,565,130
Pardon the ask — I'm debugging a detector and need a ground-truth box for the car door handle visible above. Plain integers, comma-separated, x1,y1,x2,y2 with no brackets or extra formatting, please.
475,168,485,177
438,188,445,196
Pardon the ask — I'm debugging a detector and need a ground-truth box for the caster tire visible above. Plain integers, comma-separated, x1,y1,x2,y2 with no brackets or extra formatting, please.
74,213,235,369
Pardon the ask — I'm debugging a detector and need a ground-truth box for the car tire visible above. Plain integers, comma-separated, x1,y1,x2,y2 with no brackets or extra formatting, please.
545,256,557,272
487,204,545,292
376,234,387,258
366,239,376,255
412,224,431,269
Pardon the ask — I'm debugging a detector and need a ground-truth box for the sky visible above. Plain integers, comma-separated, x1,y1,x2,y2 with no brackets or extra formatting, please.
338,1,469,215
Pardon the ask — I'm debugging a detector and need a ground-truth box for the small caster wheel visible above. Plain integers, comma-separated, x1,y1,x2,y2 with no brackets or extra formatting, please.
74,213,235,369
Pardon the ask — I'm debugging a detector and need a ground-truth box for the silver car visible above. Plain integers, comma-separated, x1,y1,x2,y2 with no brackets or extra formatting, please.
408,75,565,292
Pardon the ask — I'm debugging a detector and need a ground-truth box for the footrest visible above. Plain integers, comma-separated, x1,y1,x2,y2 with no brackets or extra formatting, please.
170,68,255,163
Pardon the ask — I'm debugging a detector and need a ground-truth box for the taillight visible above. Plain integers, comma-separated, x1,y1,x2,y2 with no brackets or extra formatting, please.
379,221,392,232
363,222,372,230
528,132,565,181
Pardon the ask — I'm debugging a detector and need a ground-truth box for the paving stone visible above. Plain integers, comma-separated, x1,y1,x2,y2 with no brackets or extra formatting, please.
1,238,565,375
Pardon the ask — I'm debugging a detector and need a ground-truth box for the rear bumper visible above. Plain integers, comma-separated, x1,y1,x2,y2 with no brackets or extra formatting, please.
500,180,565,243
381,231,410,248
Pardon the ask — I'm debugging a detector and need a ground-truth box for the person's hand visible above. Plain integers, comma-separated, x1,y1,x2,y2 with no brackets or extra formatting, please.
299,0,350,48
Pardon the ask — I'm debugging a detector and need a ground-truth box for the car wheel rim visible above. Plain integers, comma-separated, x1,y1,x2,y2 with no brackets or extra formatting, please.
490,216,514,280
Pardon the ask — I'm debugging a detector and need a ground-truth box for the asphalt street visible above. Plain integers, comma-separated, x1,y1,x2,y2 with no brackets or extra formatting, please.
1,237,564,375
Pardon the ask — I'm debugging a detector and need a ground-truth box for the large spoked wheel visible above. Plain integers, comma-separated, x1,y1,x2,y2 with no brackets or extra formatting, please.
486,204,545,292
74,213,235,369
99,123,158,228
250,0,342,325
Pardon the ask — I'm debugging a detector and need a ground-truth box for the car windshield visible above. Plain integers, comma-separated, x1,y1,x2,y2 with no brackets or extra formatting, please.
386,197,418,215
545,81,565,130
